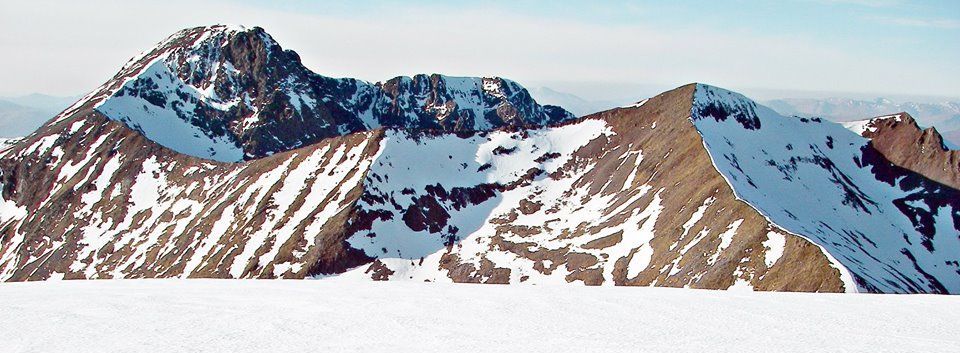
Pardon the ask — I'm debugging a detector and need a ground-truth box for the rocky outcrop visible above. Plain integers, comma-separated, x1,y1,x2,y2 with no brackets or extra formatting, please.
57,25,573,162
845,113,960,190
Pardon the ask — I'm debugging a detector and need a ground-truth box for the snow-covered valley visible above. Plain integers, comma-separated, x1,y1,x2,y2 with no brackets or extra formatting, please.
0,279,957,353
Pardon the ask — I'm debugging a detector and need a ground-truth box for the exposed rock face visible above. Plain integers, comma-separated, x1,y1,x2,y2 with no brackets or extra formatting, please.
56,25,573,162
0,26,957,293
843,113,960,190
3,80,958,293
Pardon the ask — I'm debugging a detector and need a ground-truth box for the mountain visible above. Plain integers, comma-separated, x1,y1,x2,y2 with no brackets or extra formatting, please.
55,25,572,162
2,70,958,292
0,100,44,137
0,25,957,293
946,130,960,148
765,97,960,147
0,94,80,138
841,113,960,190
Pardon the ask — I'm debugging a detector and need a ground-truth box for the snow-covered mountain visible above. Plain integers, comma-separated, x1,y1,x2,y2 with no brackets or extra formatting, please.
57,25,573,162
2,68,958,292
693,87,958,293
0,26,957,293
0,138,19,154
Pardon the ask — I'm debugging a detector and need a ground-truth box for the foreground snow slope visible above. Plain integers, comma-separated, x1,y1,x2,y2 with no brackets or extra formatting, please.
0,280,957,353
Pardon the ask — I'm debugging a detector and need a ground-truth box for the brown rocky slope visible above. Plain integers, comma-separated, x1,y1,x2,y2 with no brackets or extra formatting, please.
1,84,958,293
846,112,960,190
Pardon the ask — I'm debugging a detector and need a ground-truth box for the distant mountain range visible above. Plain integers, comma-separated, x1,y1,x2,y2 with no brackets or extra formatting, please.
526,87,629,117
0,94,80,137
765,97,960,146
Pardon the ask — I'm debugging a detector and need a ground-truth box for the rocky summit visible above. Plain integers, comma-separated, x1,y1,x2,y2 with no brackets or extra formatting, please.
0,26,957,294
53,25,573,162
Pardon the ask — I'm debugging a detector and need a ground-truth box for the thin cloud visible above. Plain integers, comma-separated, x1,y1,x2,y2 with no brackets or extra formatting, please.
867,15,960,29
811,0,901,7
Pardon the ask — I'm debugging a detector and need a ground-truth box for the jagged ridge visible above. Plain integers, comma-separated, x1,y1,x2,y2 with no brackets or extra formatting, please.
1,40,958,292
53,25,573,162
0,84,849,292
842,113,960,189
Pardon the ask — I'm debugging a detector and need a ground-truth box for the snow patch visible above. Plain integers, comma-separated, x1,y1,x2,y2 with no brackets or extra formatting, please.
763,231,786,268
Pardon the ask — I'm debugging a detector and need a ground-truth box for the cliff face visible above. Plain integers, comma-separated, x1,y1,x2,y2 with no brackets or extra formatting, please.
54,25,572,162
844,112,960,190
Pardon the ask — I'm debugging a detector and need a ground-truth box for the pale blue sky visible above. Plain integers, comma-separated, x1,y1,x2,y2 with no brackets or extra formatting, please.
0,0,957,101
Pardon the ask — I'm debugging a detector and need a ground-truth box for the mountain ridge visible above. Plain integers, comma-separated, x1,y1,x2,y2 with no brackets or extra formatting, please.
52,25,573,162
0,26,957,293
3,78,957,292
766,97,960,147
842,112,960,190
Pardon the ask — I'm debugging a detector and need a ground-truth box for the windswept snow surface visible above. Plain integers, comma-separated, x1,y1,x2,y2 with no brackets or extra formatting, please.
691,84,960,293
0,280,957,353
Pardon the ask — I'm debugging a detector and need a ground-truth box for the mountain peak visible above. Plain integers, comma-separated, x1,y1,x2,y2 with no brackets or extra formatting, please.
692,83,763,130
46,25,575,162
120,24,277,72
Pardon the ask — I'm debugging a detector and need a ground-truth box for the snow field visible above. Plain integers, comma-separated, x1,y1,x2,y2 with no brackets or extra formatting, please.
0,279,957,353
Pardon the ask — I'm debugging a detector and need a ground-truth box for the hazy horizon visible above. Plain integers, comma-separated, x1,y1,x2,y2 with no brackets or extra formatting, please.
1,0,958,101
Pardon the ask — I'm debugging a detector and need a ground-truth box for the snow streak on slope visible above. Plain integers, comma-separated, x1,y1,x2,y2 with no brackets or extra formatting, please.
346,120,641,283
0,113,379,280
691,84,960,293
0,83,884,291
0,137,20,156
2,280,959,353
